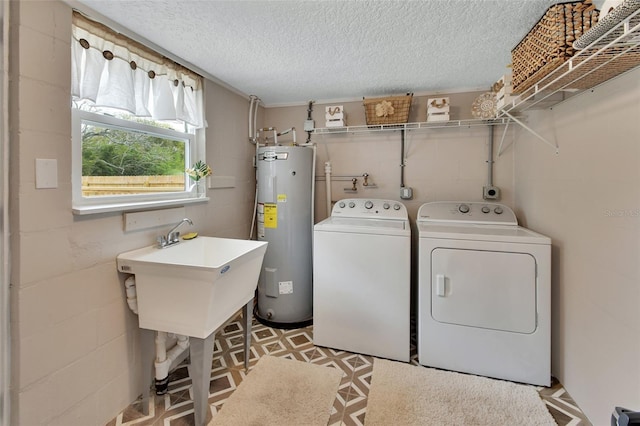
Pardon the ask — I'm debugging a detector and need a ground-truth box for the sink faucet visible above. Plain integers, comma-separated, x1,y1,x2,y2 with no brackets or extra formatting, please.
158,218,193,248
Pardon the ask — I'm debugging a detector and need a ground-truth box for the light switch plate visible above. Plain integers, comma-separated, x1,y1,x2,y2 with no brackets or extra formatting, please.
35,159,58,189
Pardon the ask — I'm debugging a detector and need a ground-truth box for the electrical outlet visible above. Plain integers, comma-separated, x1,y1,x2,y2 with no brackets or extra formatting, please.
400,187,413,200
483,186,500,200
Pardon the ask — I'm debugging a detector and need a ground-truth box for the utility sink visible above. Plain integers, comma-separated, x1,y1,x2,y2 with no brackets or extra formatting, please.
117,237,268,338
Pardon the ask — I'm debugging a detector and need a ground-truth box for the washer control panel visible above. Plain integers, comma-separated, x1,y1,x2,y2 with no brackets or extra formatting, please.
332,198,408,219
417,201,517,225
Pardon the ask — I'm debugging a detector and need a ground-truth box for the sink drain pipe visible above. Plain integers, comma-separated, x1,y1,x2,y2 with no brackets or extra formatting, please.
123,275,190,394
154,332,190,394
124,276,138,314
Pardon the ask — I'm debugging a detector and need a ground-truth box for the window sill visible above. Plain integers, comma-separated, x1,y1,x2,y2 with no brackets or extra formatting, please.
72,196,209,216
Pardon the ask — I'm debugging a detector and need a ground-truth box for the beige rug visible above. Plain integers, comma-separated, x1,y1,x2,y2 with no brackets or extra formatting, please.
209,355,343,426
366,358,557,426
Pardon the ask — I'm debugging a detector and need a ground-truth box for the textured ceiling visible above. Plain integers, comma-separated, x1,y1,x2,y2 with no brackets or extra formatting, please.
72,0,558,106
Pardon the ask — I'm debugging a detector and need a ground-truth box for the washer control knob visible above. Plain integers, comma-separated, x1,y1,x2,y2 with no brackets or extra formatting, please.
383,202,390,210
481,206,491,214
494,206,503,214
393,203,401,211
348,201,356,208
364,200,374,209
458,204,470,214
338,201,345,208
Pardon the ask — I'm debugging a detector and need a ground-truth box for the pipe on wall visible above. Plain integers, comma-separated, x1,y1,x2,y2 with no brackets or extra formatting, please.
487,125,494,187
248,95,260,144
324,162,332,217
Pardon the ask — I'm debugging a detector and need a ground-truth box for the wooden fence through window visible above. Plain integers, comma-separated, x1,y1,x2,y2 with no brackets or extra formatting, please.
82,175,186,196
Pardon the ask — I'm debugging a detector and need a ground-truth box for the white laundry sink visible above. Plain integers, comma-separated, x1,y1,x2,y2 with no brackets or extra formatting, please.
117,237,267,338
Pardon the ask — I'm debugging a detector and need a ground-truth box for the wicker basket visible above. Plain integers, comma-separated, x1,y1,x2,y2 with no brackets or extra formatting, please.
363,94,413,125
564,2,640,90
514,3,640,98
511,0,599,94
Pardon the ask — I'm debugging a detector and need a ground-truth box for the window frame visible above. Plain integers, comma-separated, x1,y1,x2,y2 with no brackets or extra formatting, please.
72,109,207,215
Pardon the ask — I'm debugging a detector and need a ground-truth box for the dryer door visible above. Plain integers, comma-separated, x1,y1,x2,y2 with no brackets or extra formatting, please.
431,248,537,333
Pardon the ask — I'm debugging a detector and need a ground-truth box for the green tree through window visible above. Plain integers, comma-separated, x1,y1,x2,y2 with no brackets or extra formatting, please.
82,123,185,177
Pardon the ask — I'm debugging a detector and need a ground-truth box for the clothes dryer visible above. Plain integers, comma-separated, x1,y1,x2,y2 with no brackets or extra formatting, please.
314,199,411,362
417,201,551,386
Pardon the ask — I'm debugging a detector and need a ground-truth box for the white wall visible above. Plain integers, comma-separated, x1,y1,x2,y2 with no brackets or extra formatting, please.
513,67,640,425
8,1,257,424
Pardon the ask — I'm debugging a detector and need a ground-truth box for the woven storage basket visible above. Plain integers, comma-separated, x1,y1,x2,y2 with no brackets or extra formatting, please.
363,94,413,125
564,1,640,90
511,0,599,94
515,2,640,97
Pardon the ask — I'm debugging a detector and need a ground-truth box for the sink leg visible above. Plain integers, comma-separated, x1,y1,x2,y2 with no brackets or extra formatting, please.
243,300,253,371
139,328,155,415
189,333,215,426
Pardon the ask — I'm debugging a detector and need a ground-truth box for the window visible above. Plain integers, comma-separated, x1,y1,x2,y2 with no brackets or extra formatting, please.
71,11,206,214
72,108,198,210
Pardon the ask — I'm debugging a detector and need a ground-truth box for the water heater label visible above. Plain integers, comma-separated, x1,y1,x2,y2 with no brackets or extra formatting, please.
277,194,287,203
279,281,293,294
262,151,277,161
264,203,277,228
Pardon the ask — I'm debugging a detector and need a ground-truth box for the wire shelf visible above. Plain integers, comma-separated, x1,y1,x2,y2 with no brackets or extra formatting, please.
501,6,640,114
312,118,511,135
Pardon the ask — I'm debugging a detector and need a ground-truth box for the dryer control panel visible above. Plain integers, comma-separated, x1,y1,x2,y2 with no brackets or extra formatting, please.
331,198,408,220
417,201,517,225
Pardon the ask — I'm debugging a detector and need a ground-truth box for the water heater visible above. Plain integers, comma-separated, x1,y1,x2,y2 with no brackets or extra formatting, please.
255,145,314,327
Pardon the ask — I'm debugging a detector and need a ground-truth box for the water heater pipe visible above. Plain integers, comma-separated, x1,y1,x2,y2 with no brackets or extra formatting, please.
324,162,332,217
248,95,261,144
277,127,297,145
257,127,278,145
249,141,260,240
248,96,255,142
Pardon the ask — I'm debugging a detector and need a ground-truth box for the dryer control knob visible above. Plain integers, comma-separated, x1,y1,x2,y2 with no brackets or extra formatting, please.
338,201,345,208
481,206,491,214
494,206,503,214
458,204,470,213
348,201,356,208
364,200,374,209
383,202,390,210
393,203,401,211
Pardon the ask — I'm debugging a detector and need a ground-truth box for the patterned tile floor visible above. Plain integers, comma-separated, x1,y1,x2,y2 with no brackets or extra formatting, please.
108,313,592,426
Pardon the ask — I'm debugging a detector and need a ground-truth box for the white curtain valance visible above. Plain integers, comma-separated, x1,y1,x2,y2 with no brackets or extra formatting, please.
71,11,204,128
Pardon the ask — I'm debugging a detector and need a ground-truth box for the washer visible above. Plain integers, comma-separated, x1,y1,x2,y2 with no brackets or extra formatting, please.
417,201,551,386
313,198,411,362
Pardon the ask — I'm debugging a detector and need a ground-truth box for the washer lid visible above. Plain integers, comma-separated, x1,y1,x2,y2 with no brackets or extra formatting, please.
314,216,409,236
418,223,550,244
